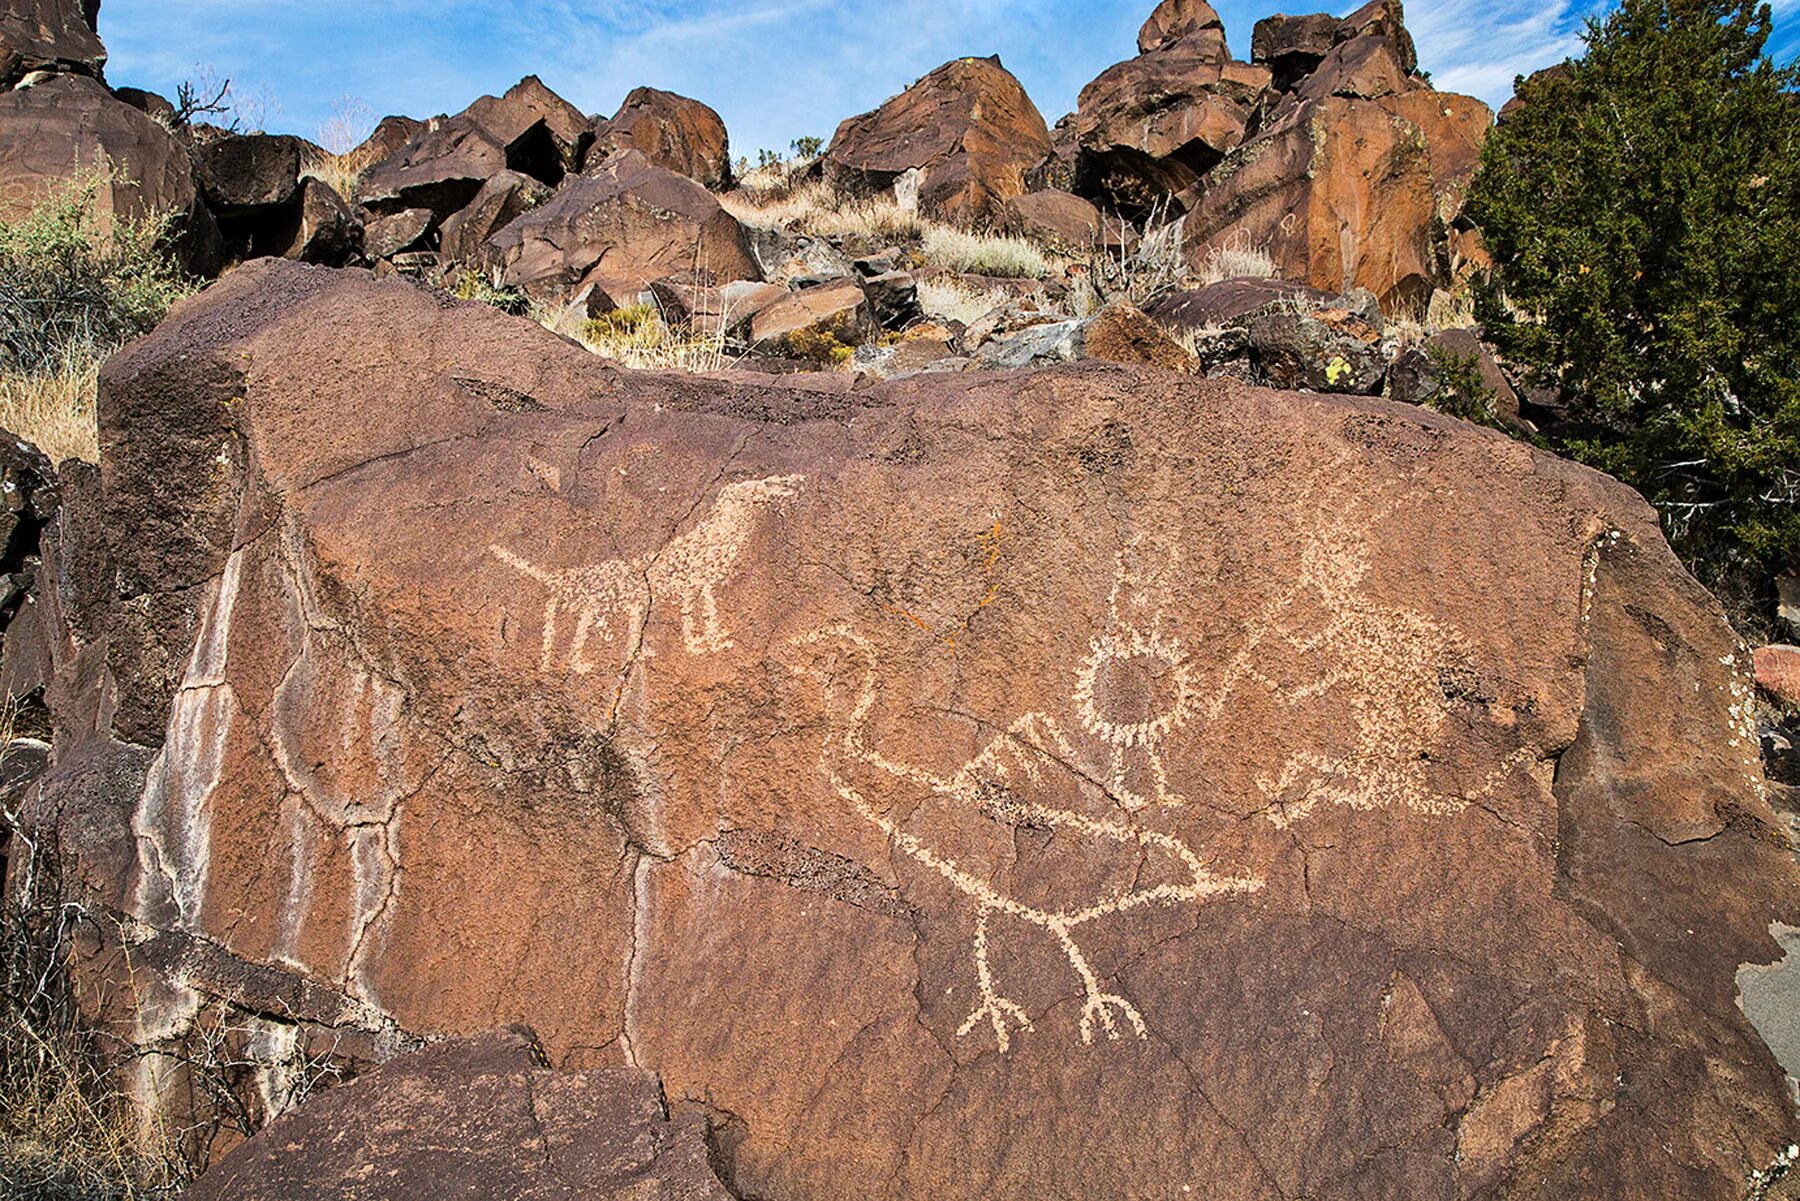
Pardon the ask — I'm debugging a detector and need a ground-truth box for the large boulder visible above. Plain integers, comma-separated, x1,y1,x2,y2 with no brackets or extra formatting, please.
483,149,758,302
1,0,104,89
274,176,359,266
438,168,549,267
1067,1,1270,218
0,73,217,270
358,77,589,219
185,1027,732,1201
823,55,1053,226
1183,95,1440,311
593,86,731,190
27,258,1800,1201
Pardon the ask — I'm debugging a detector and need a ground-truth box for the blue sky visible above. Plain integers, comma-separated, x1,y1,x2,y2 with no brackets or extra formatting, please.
97,0,1799,158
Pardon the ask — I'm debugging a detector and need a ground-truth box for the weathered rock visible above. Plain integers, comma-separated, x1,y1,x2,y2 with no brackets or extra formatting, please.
1251,12,1342,91
960,296,1064,350
437,169,548,267
593,86,731,190
1,0,104,89
1780,577,1800,640
1246,300,1389,393
851,325,965,380
1137,0,1225,54
185,1027,733,1201
971,318,1085,369
461,75,591,181
748,275,874,357
861,270,920,330
34,259,1800,1201
760,233,856,289
646,270,783,340
484,149,758,303
1069,22,1269,219
1376,90,1493,219
356,117,508,219
1145,277,1334,333
352,114,426,165
1757,646,1800,711
1080,301,1197,372
111,85,174,124
0,73,217,271
191,132,305,217
363,207,433,260
824,55,1053,226
1388,328,1521,424
276,177,359,265
1184,95,1439,311
1004,189,1101,249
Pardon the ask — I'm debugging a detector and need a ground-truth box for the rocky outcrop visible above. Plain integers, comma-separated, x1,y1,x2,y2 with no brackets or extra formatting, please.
0,73,217,270
438,169,549,267
593,86,732,190
21,260,1797,1201
1,0,104,89
823,55,1053,226
1067,0,1269,218
483,149,758,303
185,1027,733,1201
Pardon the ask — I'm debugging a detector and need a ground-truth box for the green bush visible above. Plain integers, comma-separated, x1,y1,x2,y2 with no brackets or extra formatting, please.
1467,0,1800,606
1423,346,1500,426
0,175,193,373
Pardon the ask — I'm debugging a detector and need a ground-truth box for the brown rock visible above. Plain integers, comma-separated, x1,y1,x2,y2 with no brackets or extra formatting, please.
437,168,548,267
1136,0,1225,54
191,132,305,217
1757,646,1800,711
1004,189,1101,249
461,75,592,181
1184,96,1439,311
483,149,759,303
646,270,784,339
34,259,1800,1201
1245,300,1390,392
1145,277,1334,332
1251,12,1342,90
0,73,217,271
1388,328,1520,423
363,207,433,259
1081,301,1197,372
276,176,359,265
1,0,104,88
352,114,426,165
824,55,1053,226
748,275,874,357
184,1027,733,1201
594,86,731,190
1293,29,1418,103
1069,19,1269,219
862,269,920,330
1376,90,1493,216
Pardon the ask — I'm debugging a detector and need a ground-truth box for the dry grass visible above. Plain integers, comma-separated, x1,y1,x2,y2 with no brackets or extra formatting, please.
0,352,101,465
918,226,1053,280
299,144,378,204
720,180,927,243
572,304,738,373
1193,227,1277,287
917,278,1029,326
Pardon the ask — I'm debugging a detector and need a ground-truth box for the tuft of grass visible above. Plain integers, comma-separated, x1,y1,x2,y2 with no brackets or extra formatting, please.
918,226,1052,280
575,304,736,373
917,278,1027,327
0,175,194,464
0,351,101,465
1194,227,1276,287
720,180,926,242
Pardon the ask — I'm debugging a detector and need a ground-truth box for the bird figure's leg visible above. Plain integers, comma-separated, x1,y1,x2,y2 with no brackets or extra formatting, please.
956,903,1033,1053
568,605,597,675
539,596,561,672
1049,919,1146,1044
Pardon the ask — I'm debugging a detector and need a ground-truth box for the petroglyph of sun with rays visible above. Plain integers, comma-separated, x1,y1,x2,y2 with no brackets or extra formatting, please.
799,593,1261,1054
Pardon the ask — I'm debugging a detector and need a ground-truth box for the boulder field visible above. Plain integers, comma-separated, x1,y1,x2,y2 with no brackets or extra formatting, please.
9,260,1796,1199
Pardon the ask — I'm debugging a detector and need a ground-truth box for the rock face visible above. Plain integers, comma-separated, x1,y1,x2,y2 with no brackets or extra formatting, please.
824,55,1052,226
22,260,1797,1201
0,0,104,88
483,149,758,302
0,73,215,268
1068,0,1270,217
594,86,732,190
185,1027,733,1201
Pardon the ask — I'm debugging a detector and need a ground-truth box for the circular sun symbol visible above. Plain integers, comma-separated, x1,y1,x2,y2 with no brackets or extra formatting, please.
1073,624,1196,749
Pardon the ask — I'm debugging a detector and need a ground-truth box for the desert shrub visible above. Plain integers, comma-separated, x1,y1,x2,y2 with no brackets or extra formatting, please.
1193,227,1276,287
576,305,734,372
918,226,1051,280
719,181,926,241
0,177,194,463
917,278,1029,326
1467,0,1800,600
1422,347,1499,425
451,272,529,315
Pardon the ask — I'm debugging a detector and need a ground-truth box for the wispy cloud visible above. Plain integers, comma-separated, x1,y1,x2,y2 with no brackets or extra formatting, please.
96,0,1792,158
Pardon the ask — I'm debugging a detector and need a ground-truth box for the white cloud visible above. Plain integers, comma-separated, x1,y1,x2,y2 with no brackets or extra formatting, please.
1403,0,1590,107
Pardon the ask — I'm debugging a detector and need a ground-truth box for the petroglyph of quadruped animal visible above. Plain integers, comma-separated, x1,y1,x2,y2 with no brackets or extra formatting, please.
1240,519,1537,828
801,624,1262,1053
493,474,805,675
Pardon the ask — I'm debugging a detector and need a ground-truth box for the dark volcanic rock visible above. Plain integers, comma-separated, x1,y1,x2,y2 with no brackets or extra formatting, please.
277,177,360,265
1145,277,1334,332
438,168,548,267
33,258,1800,1201
184,1027,733,1201
191,132,306,217
594,86,732,190
1,0,105,88
484,149,758,302
824,55,1053,226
